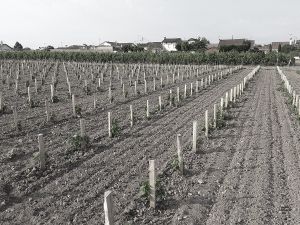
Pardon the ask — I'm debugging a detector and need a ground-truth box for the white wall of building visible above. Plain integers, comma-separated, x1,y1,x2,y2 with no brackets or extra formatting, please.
162,43,177,51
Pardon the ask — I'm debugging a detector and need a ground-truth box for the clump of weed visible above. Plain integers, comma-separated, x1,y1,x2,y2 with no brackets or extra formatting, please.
75,105,82,117
111,119,121,137
68,134,90,152
216,110,226,129
49,113,57,122
16,121,22,131
0,105,13,115
286,96,293,105
223,111,233,120
227,101,237,108
171,158,180,171
139,181,151,200
139,178,166,205
51,96,59,103
28,99,39,108
84,86,92,95
32,151,49,167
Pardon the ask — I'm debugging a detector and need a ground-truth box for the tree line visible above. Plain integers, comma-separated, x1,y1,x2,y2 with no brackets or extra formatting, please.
0,51,293,66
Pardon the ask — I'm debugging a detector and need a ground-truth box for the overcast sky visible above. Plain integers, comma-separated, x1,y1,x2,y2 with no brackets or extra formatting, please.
1,0,299,49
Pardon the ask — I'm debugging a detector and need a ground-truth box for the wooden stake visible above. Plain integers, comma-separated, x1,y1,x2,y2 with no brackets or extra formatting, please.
146,100,150,118
80,119,85,137
177,134,184,174
27,86,31,103
0,92,2,111
233,87,236,103
144,79,147,94
93,95,97,108
213,104,217,128
159,96,162,111
192,121,198,153
98,78,101,89
15,79,18,94
177,87,180,102
68,81,72,97
50,84,54,102
38,134,46,170
72,94,76,116
225,92,228,108
153,77,156,91
149,160,156,208
130,105,133,127
184,84,187,99
205,110,208,138
169,89,172,106
35,78,38,93
134,81,137,95
104,191,114,225
220,98,224,117
108,87,112,103
45,100,50,122
108,112,112,138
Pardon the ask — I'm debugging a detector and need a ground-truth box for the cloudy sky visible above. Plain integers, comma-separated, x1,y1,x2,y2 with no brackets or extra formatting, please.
1,0,299,49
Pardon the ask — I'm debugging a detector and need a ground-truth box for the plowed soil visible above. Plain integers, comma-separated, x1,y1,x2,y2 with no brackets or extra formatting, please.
2,65,300,225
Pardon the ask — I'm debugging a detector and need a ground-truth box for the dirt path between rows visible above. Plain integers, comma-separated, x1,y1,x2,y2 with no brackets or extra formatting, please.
201,68,300,225
133,67,300,225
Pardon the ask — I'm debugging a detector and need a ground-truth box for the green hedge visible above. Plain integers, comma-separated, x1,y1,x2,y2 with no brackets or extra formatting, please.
0,51,293,66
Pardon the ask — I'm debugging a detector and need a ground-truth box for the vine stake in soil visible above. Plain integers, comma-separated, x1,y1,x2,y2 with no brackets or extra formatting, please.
177,134,184,174
192,120,198,153
205,110,209,138
104,190,114,225
149,159,156,208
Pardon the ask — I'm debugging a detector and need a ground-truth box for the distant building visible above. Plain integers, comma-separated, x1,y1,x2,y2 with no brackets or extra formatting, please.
0,41,13,51
95,41,136,52
271,42,289,52
51,44,95,52
257,45,271,54
141,42,163,53
187,38,198,45
162,37,182,52
95,41,121,52
206,43,219,53
218,39,255,51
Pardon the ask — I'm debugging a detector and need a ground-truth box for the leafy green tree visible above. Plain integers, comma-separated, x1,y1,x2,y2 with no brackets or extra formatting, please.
278,44,282,52
14,42,23,51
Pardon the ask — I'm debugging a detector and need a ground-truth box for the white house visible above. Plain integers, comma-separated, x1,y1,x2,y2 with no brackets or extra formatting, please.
0,41,13,51
162,38,182,52
187,38,197,45
95,41,121,52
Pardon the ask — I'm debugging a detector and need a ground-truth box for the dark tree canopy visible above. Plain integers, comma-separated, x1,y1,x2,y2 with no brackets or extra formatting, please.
14,42,23,51
176,37,209,52
121,44,144,52
219,40,251,52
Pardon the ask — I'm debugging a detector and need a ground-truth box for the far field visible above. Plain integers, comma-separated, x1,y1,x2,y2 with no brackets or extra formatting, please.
0,60,300,225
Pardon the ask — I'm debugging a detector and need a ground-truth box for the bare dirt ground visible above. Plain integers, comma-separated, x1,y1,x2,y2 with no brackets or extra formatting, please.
130,67,300,225
2,64,300,225
0,62,247,224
